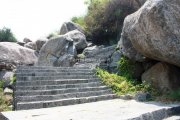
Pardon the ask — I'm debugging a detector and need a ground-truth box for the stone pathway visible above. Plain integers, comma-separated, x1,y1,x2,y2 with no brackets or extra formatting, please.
14,66,116,110
2,99,180,120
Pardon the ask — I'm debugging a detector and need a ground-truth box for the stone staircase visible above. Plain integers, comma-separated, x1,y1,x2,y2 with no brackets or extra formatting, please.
14,66,117,110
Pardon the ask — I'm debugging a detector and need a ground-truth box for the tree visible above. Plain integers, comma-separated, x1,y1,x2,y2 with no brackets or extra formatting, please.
0,27,17,42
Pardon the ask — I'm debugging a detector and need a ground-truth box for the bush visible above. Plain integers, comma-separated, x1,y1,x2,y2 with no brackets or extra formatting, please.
71,16,86,30
96,68,154,95
0,80,12,111
117,55,135,80
0,27,17,42
81,0,138,45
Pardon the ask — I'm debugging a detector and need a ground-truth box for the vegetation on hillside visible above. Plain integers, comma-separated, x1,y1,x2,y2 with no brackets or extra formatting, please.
0,80,12,112
0,27,17,42
72,0,137,45
96,56,157,96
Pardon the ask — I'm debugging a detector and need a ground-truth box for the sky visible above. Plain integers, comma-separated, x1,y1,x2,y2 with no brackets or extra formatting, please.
0,0,87,41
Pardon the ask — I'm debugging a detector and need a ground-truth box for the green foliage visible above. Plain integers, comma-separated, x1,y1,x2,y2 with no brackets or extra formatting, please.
158,89,180,102
167,89,180,101
117,55,135,79
71,16,86,30
0,80,12,111
83,0,137,45
77,54,85,59
0,27,17,42
96,68,154,95
47,32,58,39
10,75,16,85
0,80,5,88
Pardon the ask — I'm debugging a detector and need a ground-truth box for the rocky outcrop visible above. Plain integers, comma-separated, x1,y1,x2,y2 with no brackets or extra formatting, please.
0,42,37,65
119,0,180,67
142,62,180,93
66,30,87,51
0,70,14,82
35,38,47,51
36,35,77,67
83,45,115,59
109,50,122,72
24,42,37,50
59,21,84,35
23,38,32,43
16,41,25,46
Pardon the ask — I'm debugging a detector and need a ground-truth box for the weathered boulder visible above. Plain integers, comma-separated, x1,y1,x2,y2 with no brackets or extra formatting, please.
59,21,84,35
66,30,87,51
120,0,180,67
0,42,37,65
118,35,145,62
142,62,180,93
83,45,115,59
35,38,47,51
23,38,32,43
36,35,77,67
134,92,151,102
0,70,14,82
110,51,121,67
24,42,37,50
16,41,25,46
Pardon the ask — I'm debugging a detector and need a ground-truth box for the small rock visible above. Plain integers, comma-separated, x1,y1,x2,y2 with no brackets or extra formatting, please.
4,87,13,95
119,94,134,100
135,92,151,102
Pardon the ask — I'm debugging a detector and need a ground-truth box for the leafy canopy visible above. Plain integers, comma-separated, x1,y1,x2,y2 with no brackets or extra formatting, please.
0,27,17,42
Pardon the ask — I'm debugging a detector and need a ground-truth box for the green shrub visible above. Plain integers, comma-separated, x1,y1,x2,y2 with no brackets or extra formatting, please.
71,16,86,30
0,27,17,42
0,80,4,88
10,75,16,85
117,55,135,80
96,68,155,95
0,80,12,112
158,89,180,102
83,0,137,45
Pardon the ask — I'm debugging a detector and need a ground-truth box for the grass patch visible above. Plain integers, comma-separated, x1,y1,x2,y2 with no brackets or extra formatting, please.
96,68,157,96
157,89,180,102
96,68,158,98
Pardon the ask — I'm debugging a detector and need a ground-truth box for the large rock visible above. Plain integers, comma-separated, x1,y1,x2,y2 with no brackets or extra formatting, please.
36,35,77,67
59,21,84,35
142,62,180,93
66,30,87,51
0,70,14,89
0,70,14,82
109,50,122,73
24,42,37,50
0,42,37,65
35,38,47,51
83,45,115,59
120,0,180,67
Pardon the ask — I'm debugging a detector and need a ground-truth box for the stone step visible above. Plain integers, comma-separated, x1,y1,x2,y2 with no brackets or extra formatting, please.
16,75,97,81
16,69,94,73
16,82,103,91
16,79,101,86
16,89,112,102
16,94,117,110
16,72,95,76
15,86,109,96
17,66,90,70
163,115,180,120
